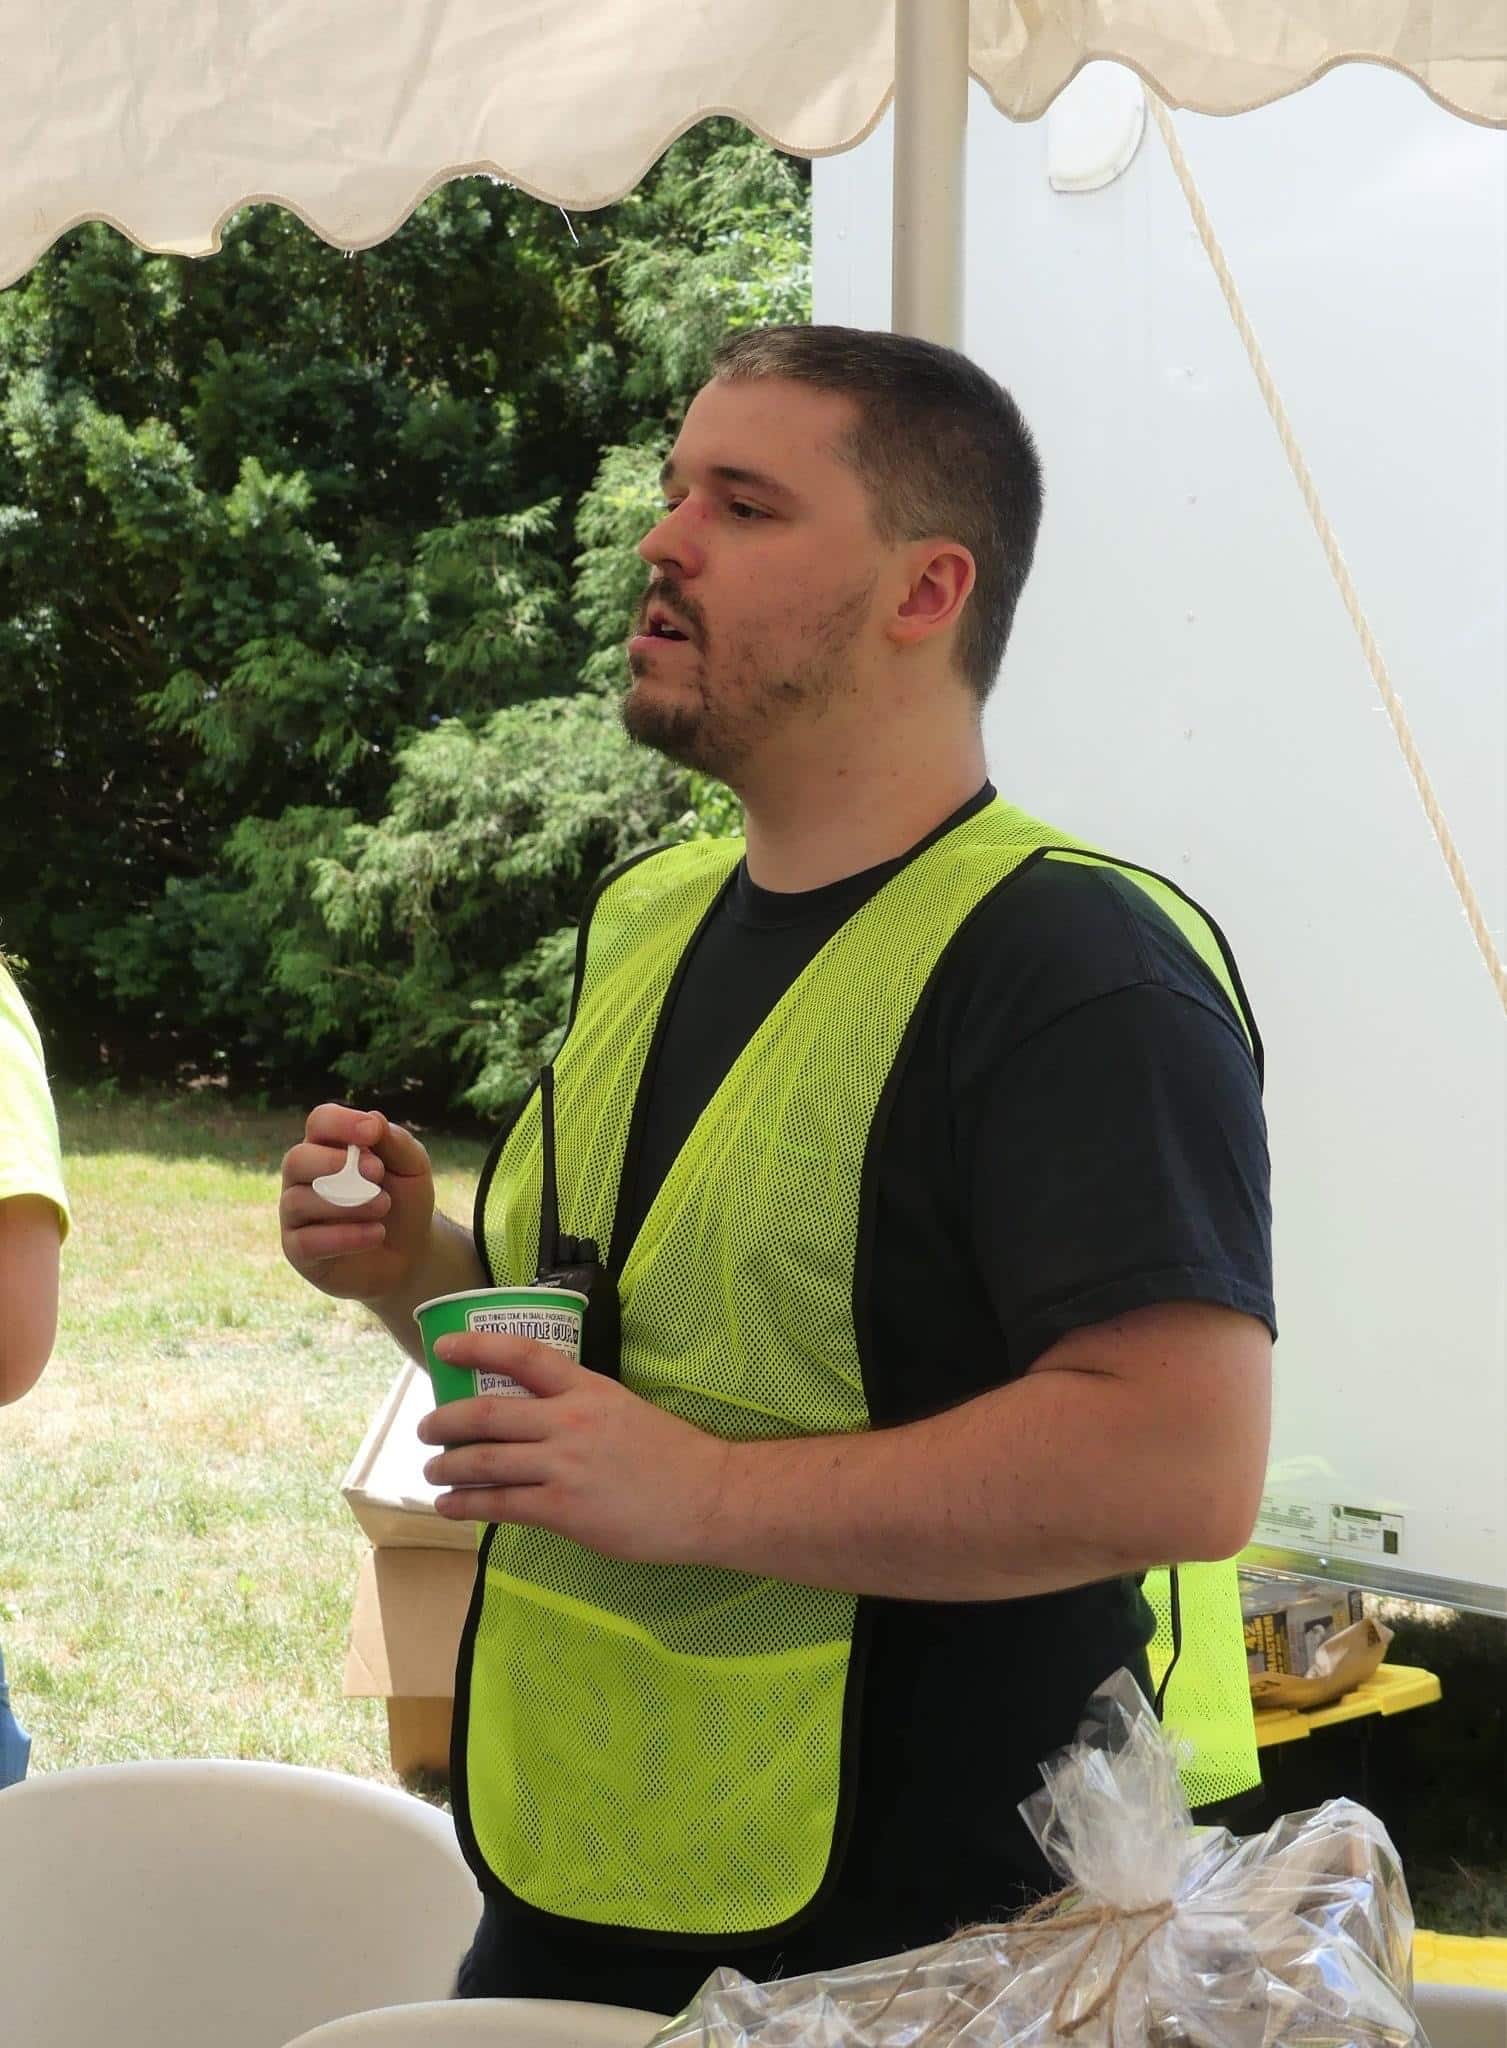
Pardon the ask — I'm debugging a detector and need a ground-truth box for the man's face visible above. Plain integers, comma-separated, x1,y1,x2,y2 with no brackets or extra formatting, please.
623,377,885,782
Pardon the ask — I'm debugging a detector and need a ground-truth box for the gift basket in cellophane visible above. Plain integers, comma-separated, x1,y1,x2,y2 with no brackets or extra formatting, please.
649,1672,1423,2048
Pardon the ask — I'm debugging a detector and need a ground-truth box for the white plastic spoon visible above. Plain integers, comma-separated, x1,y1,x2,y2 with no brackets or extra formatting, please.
312,1143,377,1208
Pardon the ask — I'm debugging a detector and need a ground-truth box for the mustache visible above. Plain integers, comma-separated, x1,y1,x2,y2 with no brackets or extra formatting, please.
637,582,707,645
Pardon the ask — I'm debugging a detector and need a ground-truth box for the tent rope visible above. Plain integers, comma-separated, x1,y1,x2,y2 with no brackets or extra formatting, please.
1147,95,1506,1013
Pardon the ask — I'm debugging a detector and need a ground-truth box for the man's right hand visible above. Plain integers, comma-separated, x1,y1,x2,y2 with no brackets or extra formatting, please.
280,1105,436,1305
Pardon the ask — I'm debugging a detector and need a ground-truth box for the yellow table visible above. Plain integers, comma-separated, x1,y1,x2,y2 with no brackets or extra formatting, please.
1253,1662,1442,1749
1251,1666,1507,1992
1250,1664,1440,1880
1413,1931,1507,1989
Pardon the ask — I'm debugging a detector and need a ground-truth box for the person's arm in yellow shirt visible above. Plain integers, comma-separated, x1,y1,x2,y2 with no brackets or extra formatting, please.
0,960,72,1402
0,1195,62,1404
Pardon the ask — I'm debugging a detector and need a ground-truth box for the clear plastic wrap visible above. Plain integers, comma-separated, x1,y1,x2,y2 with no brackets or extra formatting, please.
649,1671,1423,2048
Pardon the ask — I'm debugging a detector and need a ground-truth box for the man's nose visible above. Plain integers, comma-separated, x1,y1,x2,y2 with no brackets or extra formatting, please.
638,502,704,578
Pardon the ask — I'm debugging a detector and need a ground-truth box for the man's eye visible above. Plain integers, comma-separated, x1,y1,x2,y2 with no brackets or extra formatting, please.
730,501,768,521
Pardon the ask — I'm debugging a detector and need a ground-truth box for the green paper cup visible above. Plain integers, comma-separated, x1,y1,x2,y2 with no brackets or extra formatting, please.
413,1285,587,1405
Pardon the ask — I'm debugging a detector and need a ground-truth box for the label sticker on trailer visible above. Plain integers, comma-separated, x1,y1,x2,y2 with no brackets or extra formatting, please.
1253,1497,1405,1559
1253,1497,1324,1547
1328,1505,1405,1557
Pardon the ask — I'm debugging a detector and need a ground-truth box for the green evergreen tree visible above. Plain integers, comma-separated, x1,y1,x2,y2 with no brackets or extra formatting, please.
0,129,808,1110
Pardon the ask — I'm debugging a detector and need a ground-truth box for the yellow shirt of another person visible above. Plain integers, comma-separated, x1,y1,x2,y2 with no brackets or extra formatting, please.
0,960,71,1241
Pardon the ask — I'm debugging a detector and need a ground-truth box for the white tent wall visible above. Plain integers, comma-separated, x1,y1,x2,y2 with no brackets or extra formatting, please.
814,64,1507,1612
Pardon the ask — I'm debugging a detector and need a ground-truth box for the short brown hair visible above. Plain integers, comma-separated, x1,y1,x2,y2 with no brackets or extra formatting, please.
711,325,1043,700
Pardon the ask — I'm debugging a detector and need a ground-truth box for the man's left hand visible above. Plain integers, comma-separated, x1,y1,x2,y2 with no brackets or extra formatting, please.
417,1334,730,1564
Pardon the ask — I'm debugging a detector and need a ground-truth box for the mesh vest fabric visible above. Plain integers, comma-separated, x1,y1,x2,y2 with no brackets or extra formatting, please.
1146,1561,1258,1807
459,800,1259,1937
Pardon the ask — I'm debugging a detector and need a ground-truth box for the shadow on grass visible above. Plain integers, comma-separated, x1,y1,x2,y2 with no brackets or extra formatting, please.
1379,1606,1507,1934
56,1082,492,1175
402,1768,454,1814
1410,1861,1507,1937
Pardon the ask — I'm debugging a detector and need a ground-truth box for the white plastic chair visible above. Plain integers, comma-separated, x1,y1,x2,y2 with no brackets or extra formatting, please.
278,1983,1506,2048
1411,1983,1507,2048
0,1758,483,2048
280,1996,671,2048
278,1980,1503,2048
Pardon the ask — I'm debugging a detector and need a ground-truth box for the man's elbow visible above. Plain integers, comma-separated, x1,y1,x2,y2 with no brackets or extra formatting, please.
1160,1460,1265,1565
1185,1498,1261,1565
1160,1344,1272,1563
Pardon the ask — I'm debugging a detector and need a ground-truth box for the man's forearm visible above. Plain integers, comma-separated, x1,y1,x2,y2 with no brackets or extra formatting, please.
371,1210,486,1363
696,1341,1265,1601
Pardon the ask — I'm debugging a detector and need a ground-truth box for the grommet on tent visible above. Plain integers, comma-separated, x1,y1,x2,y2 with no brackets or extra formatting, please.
1047,65,1148,193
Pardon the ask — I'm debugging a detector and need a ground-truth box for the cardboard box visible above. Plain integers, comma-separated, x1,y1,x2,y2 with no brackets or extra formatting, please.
1240,1573,1366,1678
341,1361,477,1551
342,1362,480,1776
344,1545,476,1777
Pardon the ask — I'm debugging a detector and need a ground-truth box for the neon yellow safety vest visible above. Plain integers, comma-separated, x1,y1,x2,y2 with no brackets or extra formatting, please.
454,797,1260,1940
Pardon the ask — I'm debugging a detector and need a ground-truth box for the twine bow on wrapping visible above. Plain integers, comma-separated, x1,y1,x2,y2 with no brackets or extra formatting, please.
871,1890,1179,2046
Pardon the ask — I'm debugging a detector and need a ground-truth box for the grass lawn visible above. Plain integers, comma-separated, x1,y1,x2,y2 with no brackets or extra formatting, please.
0,1084,485,1783
2,1086,1502,1941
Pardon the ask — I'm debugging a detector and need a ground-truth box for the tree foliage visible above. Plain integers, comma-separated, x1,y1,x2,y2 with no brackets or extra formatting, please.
0,130,808,1112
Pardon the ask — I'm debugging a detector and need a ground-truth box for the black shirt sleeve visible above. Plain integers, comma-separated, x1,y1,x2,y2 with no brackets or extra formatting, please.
942,857,1276,1373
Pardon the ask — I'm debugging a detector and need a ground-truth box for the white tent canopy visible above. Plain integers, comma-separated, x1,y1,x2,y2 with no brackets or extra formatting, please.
5,1,1507,294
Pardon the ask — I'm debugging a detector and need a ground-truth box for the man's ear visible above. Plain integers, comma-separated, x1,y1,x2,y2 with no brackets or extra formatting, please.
887,542,976,651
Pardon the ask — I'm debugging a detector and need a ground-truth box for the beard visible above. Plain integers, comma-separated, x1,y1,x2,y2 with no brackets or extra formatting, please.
621,649,738,775
621,576,876,782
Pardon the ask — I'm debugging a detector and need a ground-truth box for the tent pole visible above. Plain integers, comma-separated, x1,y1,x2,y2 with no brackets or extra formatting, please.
891,0,969,347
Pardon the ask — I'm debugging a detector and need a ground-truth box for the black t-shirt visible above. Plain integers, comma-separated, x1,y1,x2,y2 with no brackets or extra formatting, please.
462,784,1275,2008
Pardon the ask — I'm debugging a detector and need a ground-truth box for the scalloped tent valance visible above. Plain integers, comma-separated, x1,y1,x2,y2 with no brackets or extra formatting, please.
4,0,1505,288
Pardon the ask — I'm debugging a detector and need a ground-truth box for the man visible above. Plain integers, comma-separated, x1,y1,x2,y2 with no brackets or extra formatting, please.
280,326,1273,2010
